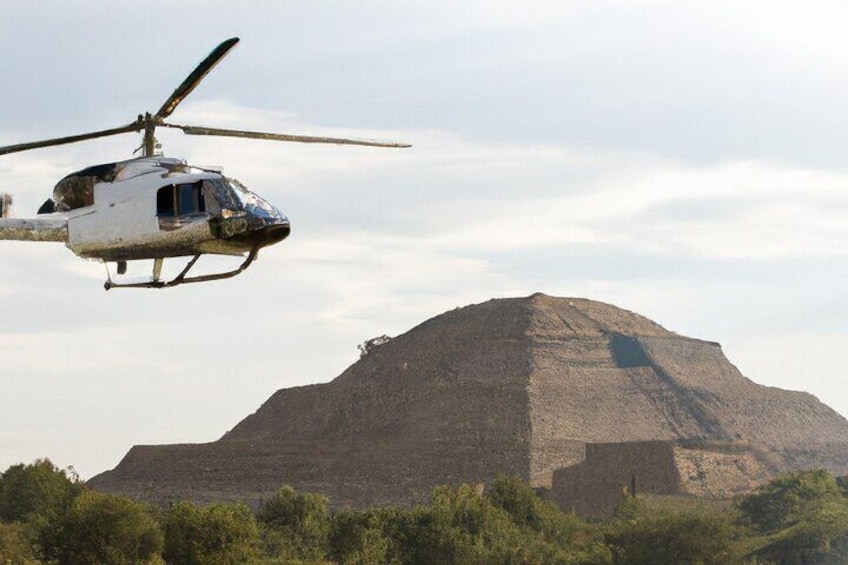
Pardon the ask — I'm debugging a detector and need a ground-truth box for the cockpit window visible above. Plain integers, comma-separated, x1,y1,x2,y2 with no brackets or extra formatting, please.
225,177,283,221
52,162,120,212
202,178,241,212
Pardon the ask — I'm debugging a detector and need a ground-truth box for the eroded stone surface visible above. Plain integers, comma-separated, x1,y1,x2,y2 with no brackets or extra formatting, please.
89,294,848,510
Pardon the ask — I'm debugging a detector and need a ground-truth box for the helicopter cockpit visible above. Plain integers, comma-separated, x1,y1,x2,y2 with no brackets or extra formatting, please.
201,176,290,246
154,176,285,233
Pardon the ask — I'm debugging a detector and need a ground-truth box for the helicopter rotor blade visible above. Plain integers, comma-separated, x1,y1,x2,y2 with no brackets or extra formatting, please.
0,122,142,156
163,123,412,148
154,37,240,120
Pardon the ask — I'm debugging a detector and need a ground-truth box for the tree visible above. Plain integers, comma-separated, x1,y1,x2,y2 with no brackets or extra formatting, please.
752,503,848,565
486,475,581,540
738,470,848,563
738,469,843,533
329,510,390,565
0,459,83,523
0,521,41,565
163,501,259,565
51,490,162,565
605,498,736,565
256,485,330,562
486,476,612,564
384,484,528,564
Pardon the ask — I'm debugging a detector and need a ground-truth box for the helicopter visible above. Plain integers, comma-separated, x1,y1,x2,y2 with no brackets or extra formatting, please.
0,37,409,290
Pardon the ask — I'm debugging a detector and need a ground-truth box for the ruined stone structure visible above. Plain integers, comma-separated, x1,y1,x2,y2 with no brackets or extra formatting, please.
551,439,778,517
552,441,681,517
89,294,848,512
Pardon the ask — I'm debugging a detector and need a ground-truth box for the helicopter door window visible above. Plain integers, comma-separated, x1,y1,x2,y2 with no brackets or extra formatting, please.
157,186,176,217
177,182,205,215
157,182,205,231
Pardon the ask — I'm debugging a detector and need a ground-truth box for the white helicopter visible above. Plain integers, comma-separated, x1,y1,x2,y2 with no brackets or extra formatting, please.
0,37,409,289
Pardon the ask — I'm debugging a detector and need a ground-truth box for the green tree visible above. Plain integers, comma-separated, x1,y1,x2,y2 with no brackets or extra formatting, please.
0,521,41,565
256,486,330,562
738,470,848,564
487,475,581,540
605,498,736,565
739,469,843,533
486,475,611,563
752,503,848,565
329,510,390,565
0,459,86,563
384,484,531,564
0,459,82,523
163,501,259,565
51,490,162,565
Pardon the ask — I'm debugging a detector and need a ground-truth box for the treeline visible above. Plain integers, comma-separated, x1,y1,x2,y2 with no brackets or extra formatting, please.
2,460,848,564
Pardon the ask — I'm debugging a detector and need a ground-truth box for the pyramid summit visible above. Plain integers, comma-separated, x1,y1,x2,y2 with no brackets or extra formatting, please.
89,294,848,511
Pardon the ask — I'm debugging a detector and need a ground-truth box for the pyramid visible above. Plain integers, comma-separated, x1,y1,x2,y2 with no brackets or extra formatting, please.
89,294,848,509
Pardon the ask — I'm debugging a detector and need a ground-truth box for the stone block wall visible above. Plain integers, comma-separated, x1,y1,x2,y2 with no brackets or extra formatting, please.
551,440,681,517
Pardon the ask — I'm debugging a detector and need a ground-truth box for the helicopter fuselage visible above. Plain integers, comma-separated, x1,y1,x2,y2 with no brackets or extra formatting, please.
68,157,288,261
0,156,290,270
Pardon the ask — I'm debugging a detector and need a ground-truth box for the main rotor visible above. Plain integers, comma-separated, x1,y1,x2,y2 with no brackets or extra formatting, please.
0,37,410,159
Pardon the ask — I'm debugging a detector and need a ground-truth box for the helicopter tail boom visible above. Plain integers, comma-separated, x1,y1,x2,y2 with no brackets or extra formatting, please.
0,215,68,242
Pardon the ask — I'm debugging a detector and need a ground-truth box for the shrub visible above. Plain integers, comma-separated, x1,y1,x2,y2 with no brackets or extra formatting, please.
163,501,259,565
52,490,162,565
257,486,330,562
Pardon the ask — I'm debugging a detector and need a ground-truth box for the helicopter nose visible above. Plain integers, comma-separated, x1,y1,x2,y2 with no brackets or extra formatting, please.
254,216,291,248
212,208,290,250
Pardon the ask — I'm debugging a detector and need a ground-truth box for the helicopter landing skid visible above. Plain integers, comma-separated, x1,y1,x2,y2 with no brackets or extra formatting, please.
103,246,259,290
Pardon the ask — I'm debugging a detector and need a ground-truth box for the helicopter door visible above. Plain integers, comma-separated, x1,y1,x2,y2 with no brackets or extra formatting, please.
156,182,206,231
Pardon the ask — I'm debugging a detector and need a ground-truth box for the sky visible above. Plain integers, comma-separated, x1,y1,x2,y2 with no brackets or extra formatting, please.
1,1,847,479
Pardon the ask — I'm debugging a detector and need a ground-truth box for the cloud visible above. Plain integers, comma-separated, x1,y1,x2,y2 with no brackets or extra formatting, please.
2,3,848,482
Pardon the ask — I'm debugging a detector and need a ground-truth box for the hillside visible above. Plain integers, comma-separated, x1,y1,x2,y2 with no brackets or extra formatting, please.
89,293,848,511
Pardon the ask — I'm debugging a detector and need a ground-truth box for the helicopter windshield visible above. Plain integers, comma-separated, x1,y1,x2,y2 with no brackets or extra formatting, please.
225,178,284,220
203,178,240,213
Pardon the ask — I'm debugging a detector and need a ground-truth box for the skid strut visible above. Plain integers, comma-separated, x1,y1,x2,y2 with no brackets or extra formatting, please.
104,246,260,290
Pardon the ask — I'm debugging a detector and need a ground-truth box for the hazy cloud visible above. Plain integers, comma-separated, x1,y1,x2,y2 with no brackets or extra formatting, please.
2,2,847,478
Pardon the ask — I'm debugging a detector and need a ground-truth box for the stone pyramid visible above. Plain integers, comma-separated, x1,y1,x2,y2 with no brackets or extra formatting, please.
89,294,848,509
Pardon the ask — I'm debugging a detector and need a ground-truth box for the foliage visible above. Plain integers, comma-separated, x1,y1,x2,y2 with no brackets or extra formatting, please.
605,497,737,565
0,459,87,563
257,486,331,562
377,482,611,564
738,470,848,564
51,490,163,565
753,506,848,564
329,509,392,565
0,521,41,565
738,469,843,533
9,458,848,564
163,500,260,565
381,484,502,564
487,475,611,563
0,459,82,523
488,475,579,539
